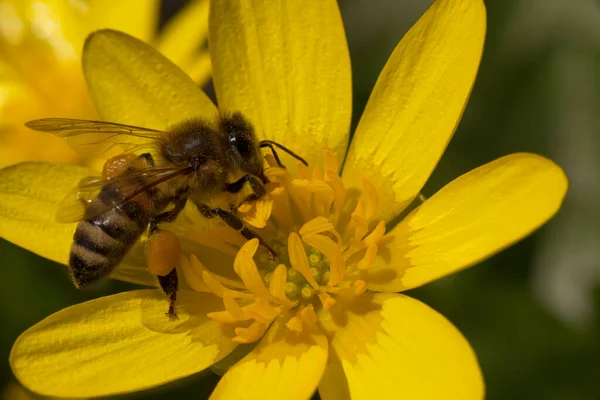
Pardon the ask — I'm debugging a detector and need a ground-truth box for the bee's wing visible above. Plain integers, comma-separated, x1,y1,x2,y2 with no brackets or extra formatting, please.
25,118,164,158
56,166,191,223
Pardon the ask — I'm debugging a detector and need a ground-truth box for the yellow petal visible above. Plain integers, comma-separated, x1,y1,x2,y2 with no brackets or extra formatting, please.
209,0,351,166
0,162,90,265
342,0,487,222
367,153,568,292
318,293,483,400
155,0,210,79
211,316,328,400
83,29,216,130
87,0,160,42
10,290,237,398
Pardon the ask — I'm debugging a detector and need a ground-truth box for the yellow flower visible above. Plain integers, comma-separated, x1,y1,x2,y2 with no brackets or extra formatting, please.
2,0,568,399
0,0,210,167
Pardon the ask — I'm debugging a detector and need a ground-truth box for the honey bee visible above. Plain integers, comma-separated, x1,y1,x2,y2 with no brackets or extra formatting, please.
25,112,307,317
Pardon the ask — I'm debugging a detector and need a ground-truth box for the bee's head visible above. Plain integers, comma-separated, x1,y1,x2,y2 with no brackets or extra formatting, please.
219,112,266,181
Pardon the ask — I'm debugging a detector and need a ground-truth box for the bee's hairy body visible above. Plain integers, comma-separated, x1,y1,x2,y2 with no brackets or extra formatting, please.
25,112,309,316
70,174,169,286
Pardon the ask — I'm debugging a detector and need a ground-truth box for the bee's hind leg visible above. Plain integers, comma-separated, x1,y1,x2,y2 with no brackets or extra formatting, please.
157,268,179,320
148,193,188,319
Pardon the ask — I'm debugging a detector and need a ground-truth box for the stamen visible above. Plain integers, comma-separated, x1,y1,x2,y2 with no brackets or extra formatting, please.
242,198,273,228
362,177,378,220
326,172,346,216
299,216,335,236
301,234,344,286
363,220,386,246
207,310,240,324
180,256,210,293
234,239,277,302
234,321,268,344
287,233,319,289
244,298,280,324
286,316,303,333
357,245,378,270
201,271,225,297
223,292,246,320
300,305,318,327
269,264,291,304
189,255,247,290
323,150,340,175
317,292,336,310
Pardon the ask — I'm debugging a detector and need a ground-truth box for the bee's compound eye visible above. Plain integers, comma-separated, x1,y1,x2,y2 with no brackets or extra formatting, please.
229,133,251,156
147,229,181,276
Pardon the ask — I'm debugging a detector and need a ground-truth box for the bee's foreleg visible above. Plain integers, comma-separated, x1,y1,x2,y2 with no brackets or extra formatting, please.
225,174,266,206
195,203,278,261
157,268,178,320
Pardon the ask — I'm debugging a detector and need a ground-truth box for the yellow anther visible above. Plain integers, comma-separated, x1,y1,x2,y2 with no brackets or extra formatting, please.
234,239,277,302
269,265,290,303
363,220,386,247
300,305,318,327
362,177,378,220
318,292,336,310
234,321,267,344
201,270,225,297
288,233,319,289
323,149,340,175
300,216,335,237
286,316,303,333
357,245,378,270
223,292,245,321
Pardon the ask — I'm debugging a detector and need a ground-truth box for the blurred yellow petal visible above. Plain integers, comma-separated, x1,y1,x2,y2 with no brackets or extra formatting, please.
367,153,568,292
0,1,93,166
211,316,328,400
342,0,486,222
318,293,483,400
209,0,351,166
10,290,236,398
83,29,216,130
156,0,210,79
87,0,160,42
0,162,90,265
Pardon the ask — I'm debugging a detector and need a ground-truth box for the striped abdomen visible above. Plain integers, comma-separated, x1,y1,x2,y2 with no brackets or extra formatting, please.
69,180,168,286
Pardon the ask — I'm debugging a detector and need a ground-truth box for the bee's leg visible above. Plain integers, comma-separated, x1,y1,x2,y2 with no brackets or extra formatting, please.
195,203,278,260
157,268,178,320
149,194,188,233
148,193,187,318
225,174,266,206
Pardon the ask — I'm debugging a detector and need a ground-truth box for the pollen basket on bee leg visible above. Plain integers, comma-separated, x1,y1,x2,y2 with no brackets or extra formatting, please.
147,229,181,276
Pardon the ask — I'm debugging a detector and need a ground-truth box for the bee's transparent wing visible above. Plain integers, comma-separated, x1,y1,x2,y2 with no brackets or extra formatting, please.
25,118,163,158
56,166,190,223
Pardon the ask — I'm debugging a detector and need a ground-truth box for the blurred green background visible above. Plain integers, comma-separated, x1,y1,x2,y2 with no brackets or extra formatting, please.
2,0,599,399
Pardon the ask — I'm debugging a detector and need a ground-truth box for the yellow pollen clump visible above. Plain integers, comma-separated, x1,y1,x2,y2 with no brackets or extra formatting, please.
181,150,388,344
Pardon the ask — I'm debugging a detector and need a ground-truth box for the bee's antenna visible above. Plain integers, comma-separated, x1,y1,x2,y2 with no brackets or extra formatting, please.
259,140,309,167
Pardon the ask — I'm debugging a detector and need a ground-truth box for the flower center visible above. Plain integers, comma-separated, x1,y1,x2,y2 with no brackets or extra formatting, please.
180,150,387,343
257,232,331,302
